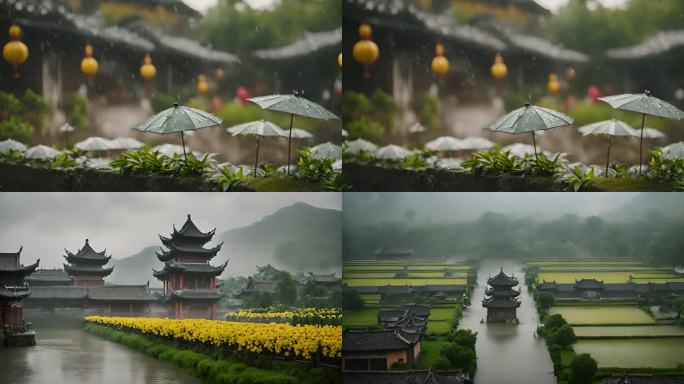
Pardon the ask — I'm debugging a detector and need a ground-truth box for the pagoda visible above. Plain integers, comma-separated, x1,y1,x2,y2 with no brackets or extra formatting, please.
482,269,521,322
153,215,227,319
0,246,39,346
63,239,114,286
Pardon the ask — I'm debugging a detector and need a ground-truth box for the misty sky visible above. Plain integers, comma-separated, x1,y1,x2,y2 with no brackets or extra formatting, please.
0,193,340,268
184,0,275,13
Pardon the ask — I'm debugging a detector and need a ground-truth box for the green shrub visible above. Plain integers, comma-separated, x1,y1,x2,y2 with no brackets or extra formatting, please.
411,92,439,131
0,116,33,143
547,325,576,348
568,353,597,384
151,93,177,113
439,343,477,375
63,93,89,130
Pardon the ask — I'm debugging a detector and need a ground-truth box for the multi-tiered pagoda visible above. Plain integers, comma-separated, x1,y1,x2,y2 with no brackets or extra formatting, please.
0,246,39,346
482,269,521,322
153,215,227,319
63,239,114,286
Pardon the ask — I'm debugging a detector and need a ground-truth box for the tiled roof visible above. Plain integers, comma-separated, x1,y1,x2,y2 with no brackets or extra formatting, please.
25,269,71,283
342,370,469,384
253,28,341,60
604,374,684,384
343,329,414,352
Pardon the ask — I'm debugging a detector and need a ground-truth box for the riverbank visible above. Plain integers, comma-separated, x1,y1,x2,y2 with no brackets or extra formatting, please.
84,323,340,384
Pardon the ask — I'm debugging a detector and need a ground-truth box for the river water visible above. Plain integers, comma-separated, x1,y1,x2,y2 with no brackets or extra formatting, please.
458,259,555,384
0,318,198,384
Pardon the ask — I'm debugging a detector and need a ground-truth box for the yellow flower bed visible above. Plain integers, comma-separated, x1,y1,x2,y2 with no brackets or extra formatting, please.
224,308,341,321
85,316,342,359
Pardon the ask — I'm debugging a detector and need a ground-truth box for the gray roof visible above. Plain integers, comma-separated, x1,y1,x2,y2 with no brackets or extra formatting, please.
343,329,415,352
253,28,341,60
0,284,31,301
26,269,72,283
508,33,589,62
342,371,469,384
575,279,604,289
28,286,88,300
603,374,684,384
88,285,155,301
169,289,223,300
607,30,684,60
0,248,39,273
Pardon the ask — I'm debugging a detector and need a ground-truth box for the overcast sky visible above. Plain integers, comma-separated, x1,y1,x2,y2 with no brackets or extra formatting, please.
536,0,628,13
0,193,340,268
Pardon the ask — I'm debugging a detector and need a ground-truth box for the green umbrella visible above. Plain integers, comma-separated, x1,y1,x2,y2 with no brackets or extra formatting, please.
578,119,637,176
133,103,222,161
599,90,684,174
484,102,574,160
228,120,286,176
248,93,339,174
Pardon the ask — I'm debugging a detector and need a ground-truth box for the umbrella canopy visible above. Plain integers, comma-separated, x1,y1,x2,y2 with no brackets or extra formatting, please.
637,127,666,139
288,128,314,139
408,122,427,133
310,142,342,160
0,139,27,153
344,138,378,154
435,158,464,170
599,92,684,120
579,119,637,176
332,159,342,172
375,144,412,160
341,129,349,137
484,102,573,159
229,120,287,138
111,137,144,150
133,103,222,161
248,94,339,120
460,137,496,150
425,136,463,151
248,93,339,174
663,142,684,160
503,143,542,157
599,91,684,174
25,145,61,160
151,144,199,157
75,137,115,152
579,119,638,137
59,123,75,133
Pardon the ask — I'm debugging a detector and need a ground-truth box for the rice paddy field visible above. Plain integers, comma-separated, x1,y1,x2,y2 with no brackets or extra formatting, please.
574,339,684,368
573,325,684,338
531,258,682,284
548,306,655,325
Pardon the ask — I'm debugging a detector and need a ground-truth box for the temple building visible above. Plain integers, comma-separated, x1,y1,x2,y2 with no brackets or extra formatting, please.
153,215,226,319
233,276,277,300
482,269,520,322
343,328,422,371
305,272,341,286
0,246,39,346
25,269,72,286
374,248,415,259
536,279,684,300
63,239,114,286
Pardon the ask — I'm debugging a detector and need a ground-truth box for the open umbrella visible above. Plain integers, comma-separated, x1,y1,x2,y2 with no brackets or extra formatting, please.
425,136,463,152
26,145,61,160
344,138,378,154
408,122,427,146
0,139,27,154
637,127,666,140
579,119,637,176
111,137,144,150
288,128,314,139
75,137,114,152
341,129,349,138
375,144,412,160
662,142,684,160
460,137,495,151
59,123,75,147
248,93,339,174
599,90,684,174
310,142,342,160
133,103,222,161
229,120,286,176
502,143,543,157
484,102,573,160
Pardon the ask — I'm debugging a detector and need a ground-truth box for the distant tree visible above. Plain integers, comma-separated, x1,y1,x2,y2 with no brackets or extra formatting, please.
547,325,576,348
449,329,477,350
535,292,556,312
342,289,364,310
244,291,273,308
440,343,477,375
275,273,297,306
543,314,568,331
569,353,598,384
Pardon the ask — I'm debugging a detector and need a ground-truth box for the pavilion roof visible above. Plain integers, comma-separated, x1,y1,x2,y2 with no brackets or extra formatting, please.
153,260,227,279
482,296,520,308
487,269,519,286
63,263,114,277
25,269,72,284
64,239,110,261
168,289,223,301
574,278,604,289
0,247,39,275
607,30,684,60
253,28,341,60
343,329,417,352
0,284,31,301
87,285,156,301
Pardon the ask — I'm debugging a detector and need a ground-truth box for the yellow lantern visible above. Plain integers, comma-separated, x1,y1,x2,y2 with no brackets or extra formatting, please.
352,23,379,78
548,73,560,95
80,44,98,80
431,43,449,77
491,53,508,80
565,67,576,81
197,74,209,95
139,53,156,80
215,68,225,80
3,25,29,79
338,52,342,68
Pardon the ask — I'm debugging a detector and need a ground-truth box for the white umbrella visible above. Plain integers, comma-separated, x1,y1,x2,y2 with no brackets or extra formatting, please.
344,138,377,154
425,136,463,151
151,144,196,157
75,137,114,152
25,145,61,160
502,143,539,157
59,123,75,133
0,139,27,153
637,127,666,139
460,137,495,150
85,158,111,169
229,120,287,176
111,137,144,150
436,158,463,170
408,122,427,133
375,144,412,160
310,142,342,160
341,129,349,137
662,142,684,159
579,119,638,176
332,159,342,172
288,128,314,139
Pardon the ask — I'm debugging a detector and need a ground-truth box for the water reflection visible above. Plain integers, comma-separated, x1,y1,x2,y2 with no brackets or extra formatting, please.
0,319,198,384
459,260,555,384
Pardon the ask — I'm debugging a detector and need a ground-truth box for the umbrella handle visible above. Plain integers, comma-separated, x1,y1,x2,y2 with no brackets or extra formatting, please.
638,113,645,175
180,131,188,162
606,136,611,177
255,136,261,177
531,131,538,161
287,114,294,175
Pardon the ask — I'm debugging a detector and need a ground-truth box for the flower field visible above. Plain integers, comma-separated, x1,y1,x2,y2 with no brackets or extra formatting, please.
224,308,341,325
85,316,342,360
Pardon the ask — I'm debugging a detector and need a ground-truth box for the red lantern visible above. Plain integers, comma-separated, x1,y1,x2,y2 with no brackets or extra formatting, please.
587,85,602,103
236,86,250,104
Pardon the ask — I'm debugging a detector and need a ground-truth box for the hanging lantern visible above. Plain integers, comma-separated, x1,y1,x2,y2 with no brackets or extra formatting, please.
491,53,507,80
548,73,560,95
80,44,98,80
338,52,342,68
431,43,449,77
352,23,379,78
139,53,156,80
3,25,29,79
197,74,209,95
565,67,576,81
215,68,225,80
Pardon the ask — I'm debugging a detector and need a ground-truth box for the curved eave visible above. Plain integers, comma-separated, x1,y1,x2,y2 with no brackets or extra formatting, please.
63,254,111,265
0,288,31,301
63,264,114,277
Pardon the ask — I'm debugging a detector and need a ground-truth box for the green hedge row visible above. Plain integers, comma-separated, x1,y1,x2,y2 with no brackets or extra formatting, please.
84,323,340,384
